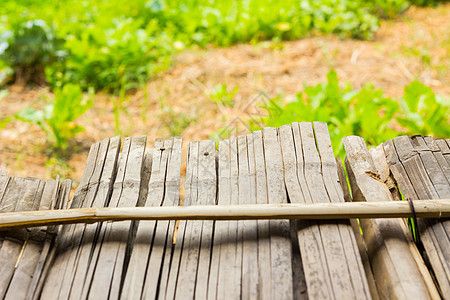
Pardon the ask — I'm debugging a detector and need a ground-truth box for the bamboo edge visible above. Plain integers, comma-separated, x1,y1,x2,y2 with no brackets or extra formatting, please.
0,200,449,229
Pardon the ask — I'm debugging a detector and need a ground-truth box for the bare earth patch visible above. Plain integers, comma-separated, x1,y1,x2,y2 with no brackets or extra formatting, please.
0,4,449,188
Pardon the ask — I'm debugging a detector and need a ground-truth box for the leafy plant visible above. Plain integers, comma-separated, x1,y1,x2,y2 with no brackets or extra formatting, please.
209,84,239,107
397,81,449,137
0,20,66,85
251,70,449,157
16,84,92,149
255,70,399,156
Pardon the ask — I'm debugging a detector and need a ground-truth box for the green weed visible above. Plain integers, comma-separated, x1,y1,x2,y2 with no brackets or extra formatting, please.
16,84,93,150
251,70,449,157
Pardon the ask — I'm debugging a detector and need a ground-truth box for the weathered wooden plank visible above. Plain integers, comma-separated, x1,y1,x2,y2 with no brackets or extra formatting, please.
336,157,380,300
387,136,450,298
68,137,121,299
41,141,101,299
252,130,272,300
370,141,442,300
314,122,372,299
410,136,450,199
141,138,180,299
238,135,259,299
263,127,293,299
0,177,42,298
120,145,155,300
155,137,182,299
280,123,323,299
194,140,216,299
173,141,202,299
435,139,450,166
56,138,111,300
393,136,439,199
19,179,59,300
208,138,235,300
344,136,433,299
29,179,72,300
298,123,362,299
88,135,146,299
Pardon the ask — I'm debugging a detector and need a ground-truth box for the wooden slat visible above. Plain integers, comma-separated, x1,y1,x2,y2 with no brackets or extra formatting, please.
0,177,42,298
120,145,155,300
314,122,371,299
410,136,450,198
29,179,72,300
263,127,293,299
253,130,272,299
142,137,181,299
55,137,111,299
41,141,101,299
385,136,450,298
68,137,121,299
155,137,182,299
238,134,259,299
15,179,59,300
435,139,450,166
209,138,240,300
344,136,433,299
88,135,146,299
173,140,216,299
370,141,441,300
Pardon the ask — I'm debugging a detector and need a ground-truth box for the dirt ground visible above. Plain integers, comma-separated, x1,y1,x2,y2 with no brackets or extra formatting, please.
0,4,449,189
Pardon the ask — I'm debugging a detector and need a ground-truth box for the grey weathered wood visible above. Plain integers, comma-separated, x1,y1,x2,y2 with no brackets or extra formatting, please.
314,122,371,299
41,141,101,299
173,140,216,299
386,136,450,298
410,136,450,198
238,135,259,300
209,138,239,300
88,135,146,299
68,137,121,299
56,137,111,300
142,138,182,299
0,177,42,298
344,136,433,299
263,127,293,299
435,139,450,166
371,139,442,300
252,130,272,300
29,179,72,300
120,146,155,300
336,157,380,300
23,179,59,299
194,140,216,299
156,137,182,299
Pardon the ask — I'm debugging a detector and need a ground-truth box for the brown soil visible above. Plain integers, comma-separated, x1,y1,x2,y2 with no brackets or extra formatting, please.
0,4,449,189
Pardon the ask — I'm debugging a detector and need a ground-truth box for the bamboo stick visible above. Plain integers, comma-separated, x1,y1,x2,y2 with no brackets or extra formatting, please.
0,200,449,230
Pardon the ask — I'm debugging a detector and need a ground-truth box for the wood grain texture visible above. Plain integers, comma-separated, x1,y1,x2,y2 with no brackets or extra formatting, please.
385,136,450,299
344,135,432,299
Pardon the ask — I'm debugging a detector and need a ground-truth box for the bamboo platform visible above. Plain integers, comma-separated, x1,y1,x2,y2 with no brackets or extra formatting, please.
0,122,448,299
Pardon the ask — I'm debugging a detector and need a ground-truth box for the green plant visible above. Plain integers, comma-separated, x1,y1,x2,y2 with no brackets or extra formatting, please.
209,84,239,107
397,81,450,138
368,0,410,19
254,70,399,156
159,99,197,136
16,84,92,150
0,20,66,85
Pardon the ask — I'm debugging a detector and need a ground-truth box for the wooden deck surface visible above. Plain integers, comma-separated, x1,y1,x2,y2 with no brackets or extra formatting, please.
0,122,448,299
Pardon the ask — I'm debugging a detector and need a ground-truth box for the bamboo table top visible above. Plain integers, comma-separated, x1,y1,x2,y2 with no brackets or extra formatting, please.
0,122,448,299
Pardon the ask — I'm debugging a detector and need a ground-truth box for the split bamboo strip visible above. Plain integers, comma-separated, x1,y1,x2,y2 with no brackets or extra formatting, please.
0,200,449,229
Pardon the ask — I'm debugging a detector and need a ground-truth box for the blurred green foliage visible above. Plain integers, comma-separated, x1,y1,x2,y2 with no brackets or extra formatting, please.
254,70,449,157
0,0,442,92
16,84,93,149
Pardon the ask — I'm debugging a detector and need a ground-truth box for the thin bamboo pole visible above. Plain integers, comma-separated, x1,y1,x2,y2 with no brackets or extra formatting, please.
0,199,449,230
